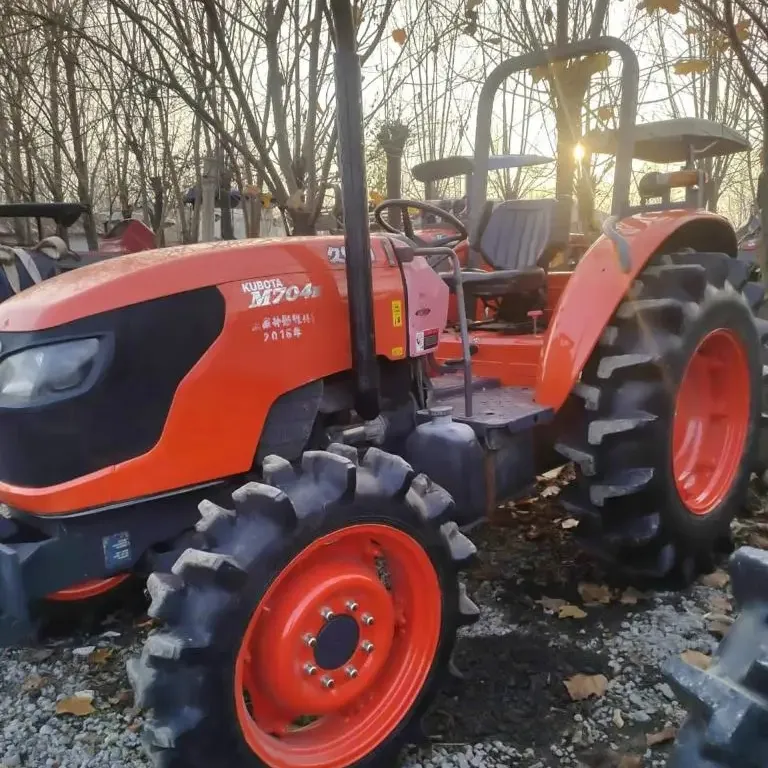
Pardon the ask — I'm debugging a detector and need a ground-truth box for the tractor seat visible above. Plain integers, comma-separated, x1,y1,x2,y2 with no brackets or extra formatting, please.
439,199,558,298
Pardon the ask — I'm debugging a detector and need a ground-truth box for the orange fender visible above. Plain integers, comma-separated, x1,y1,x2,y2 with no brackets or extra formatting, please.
535,210,737,412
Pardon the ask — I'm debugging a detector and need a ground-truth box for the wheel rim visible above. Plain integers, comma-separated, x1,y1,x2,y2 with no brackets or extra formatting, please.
234,523,442,768
673,328,751,515
46,574,130,602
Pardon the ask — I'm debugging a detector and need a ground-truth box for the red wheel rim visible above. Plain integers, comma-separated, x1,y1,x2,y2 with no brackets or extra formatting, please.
234,523,442,768
673,328,751,515
47,575,130,602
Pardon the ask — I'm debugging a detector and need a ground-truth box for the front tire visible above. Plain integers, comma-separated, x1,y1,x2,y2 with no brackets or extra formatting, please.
556,251,761,583
127,446,478,768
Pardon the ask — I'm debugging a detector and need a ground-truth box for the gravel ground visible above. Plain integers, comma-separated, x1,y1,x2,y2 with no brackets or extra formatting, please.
0,472,763,768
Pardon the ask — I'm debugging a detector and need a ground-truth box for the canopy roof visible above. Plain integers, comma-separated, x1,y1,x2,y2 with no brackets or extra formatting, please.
584,118,751,163
0,202,89,228
412,153,554,183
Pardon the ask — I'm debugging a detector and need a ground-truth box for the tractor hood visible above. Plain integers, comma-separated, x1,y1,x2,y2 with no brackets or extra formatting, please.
0,236,342,333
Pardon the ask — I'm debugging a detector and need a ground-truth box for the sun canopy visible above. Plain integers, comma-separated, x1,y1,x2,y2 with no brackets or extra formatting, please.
584,118,751,164
412,153,554,183
0,202,90,228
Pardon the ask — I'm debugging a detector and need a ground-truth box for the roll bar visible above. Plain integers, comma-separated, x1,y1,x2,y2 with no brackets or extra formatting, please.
468,37,640,248
329,0,380,420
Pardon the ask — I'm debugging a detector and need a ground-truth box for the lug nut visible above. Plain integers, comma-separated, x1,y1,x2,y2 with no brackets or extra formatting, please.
346,600,359,612
345,665,358,679
303,663,318,676
361,640,374,653
361,613,375,626
321,676,335,689
320,607,334,621
304,634,317,648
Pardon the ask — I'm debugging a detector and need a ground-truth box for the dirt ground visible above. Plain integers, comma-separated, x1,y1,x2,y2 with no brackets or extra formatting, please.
0,466,762,768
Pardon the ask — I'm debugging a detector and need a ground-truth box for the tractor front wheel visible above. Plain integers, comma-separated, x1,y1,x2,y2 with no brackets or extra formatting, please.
127,446,478,768
556,251,762,584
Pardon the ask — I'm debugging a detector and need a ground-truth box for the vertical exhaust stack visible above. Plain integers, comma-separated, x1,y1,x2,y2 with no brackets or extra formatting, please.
329,0,380,420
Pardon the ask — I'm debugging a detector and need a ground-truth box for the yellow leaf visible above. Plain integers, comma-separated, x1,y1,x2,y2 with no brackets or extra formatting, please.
564,673,608,701
392,28,407,46
597,105,614,122
88,648,113,666
646,726,678,747
578,582,613,605
531,64,549,83
21,673,46,693
56,693,95,716
582,52,611,76
735,19,750,41
260,192,273,209
558,604,587,619
537,596,567,613
369,190,384,206
673,59,711,75
699,569,729,588
681,650,712,670
643,0,680,13
619,586,649,605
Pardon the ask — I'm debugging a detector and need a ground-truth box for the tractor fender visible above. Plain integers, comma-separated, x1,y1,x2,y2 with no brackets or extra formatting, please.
535,209,737,412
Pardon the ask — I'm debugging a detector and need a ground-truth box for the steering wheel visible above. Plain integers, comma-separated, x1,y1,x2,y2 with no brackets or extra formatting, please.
373,199,468,249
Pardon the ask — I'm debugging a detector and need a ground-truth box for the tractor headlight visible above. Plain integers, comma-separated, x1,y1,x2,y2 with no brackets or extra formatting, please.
0,338,103,406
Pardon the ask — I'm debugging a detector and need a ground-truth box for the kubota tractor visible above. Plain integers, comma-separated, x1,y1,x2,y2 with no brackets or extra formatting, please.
0,2,764,766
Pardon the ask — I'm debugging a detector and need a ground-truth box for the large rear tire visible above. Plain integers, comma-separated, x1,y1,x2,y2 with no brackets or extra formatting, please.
556,251,762,583
127,446,478,768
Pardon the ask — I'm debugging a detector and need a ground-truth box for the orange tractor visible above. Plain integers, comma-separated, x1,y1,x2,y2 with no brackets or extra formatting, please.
0,2,763,766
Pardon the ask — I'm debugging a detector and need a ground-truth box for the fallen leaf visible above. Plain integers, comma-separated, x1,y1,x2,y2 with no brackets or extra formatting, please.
88,648,113,666
706,620,731,638
21,673,46,693
100,630,121,639
127,721,141,732
540,485,561,498
699,569,730,588
646,725,678,746
559,604,587,619
612,708,625,728
681,650,712,670
135,617,157,629
540,466,565,481
749,532,768,549
564,673,608,701
56,692,95,717
578,582,613,605
561,518,580,530
72,646,96,658
709,595,732,613
619,587,649,605
538,596,567,613
618,757,643,768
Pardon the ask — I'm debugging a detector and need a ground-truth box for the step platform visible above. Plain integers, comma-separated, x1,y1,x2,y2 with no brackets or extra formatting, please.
424,374,554,441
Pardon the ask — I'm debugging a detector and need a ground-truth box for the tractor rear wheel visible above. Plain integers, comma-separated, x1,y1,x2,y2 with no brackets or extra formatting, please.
556,251,761,583
127,446,478,768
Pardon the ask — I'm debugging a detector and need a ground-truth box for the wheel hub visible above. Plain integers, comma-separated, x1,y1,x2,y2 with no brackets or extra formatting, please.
233,523,443,768
314,614,360,670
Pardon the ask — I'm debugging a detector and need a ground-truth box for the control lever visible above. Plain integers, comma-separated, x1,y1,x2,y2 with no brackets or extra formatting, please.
413,246,473,417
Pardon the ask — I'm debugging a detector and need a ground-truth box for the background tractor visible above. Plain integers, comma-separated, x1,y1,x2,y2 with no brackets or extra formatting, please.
0,1,763,766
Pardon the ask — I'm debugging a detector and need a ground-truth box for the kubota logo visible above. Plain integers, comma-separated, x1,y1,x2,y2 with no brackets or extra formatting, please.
241,278,321,308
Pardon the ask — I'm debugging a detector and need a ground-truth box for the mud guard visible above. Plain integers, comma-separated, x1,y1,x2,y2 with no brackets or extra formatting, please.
535,210,738,412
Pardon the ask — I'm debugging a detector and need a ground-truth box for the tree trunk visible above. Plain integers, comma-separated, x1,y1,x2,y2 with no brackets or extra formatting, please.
219,167,234,240
62,45,98,251
150,176,166,247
